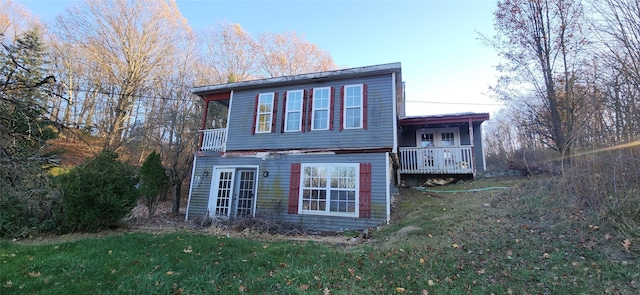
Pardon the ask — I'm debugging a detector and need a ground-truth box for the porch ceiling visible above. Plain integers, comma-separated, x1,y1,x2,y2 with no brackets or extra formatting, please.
399,112,489,126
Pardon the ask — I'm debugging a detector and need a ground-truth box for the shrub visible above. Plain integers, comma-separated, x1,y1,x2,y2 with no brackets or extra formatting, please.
58,150,138,232
139,150,169,216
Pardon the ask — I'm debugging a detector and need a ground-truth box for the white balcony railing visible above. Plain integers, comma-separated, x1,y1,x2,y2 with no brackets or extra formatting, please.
398,146,474,174
200,128,226,151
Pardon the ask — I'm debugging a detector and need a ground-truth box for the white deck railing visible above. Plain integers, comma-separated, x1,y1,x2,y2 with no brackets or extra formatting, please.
200,128,226,151
399,146,474,174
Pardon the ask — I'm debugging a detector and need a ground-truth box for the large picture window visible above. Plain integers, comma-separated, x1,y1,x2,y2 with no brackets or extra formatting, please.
312,87,331,130
343,84,363,129
255,93,274,133
300,163,358,216
284,90,303,132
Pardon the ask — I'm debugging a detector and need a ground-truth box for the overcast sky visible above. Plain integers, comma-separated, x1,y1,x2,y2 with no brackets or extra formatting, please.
17,0,505,116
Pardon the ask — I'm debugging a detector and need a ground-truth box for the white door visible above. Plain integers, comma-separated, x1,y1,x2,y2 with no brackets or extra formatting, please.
208,168,257,219
416,128,460,170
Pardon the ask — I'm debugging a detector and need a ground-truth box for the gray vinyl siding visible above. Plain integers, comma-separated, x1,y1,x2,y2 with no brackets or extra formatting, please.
226,74,396,151
186,152,389,231
473,122,485,171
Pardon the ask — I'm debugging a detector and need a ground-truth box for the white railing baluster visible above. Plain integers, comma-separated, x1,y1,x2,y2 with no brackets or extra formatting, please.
199,129,226,151
398,146,474,174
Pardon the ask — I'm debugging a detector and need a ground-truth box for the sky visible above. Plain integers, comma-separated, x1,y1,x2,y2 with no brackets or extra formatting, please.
15,0,505,117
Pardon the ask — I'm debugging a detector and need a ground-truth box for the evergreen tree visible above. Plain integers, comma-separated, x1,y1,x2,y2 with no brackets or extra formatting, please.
0,28,59,237
139,151,169,216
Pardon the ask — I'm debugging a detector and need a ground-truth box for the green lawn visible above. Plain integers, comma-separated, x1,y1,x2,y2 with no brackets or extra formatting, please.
1,177,638,294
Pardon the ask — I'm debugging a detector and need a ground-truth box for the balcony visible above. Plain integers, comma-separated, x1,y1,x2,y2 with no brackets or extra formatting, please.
200,128,226,151
398,146,474,174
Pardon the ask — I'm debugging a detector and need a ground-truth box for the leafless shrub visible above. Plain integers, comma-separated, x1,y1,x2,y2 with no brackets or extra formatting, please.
563,144,640,237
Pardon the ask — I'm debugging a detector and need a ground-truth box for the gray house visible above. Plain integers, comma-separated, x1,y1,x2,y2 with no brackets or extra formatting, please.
185,63,488,231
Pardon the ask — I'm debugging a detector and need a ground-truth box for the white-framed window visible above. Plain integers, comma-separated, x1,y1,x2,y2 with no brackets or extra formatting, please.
284,90,303,132
343,84,363,129
255,92,274,133
299,163,359,217
312,87,331,130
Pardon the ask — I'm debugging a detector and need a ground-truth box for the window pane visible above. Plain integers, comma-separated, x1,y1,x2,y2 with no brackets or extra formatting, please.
313,110,328,129
345,108,361,128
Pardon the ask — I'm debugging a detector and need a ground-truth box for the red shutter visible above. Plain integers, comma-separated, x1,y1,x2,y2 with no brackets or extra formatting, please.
301,90,308,133
329,86,335,131
339,85,345,131
281,92,287,133
251,94,259,135
362,84,368,130
359,163,371,218
271,92,278,133
307,89,314,132
288,163,301,214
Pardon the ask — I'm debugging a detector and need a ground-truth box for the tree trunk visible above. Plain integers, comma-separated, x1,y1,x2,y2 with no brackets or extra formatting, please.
172,181,181,214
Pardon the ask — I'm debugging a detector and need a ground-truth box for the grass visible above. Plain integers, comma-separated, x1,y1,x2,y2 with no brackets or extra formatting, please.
1,177,638,294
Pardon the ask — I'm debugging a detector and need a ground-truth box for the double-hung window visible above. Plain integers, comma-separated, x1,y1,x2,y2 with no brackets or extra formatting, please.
343,84,363,129
255,92,274,133
300,163,358,216
284,90,303,132
311,87,331,130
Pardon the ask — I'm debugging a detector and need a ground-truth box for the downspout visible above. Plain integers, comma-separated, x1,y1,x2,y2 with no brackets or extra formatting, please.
468,119,475,177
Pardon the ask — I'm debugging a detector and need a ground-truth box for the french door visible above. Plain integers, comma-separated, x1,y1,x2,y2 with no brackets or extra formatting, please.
416,128,459,169
208,168,257,219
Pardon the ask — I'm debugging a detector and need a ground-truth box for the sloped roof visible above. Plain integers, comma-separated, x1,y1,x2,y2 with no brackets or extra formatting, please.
192,62,402,96
399,112,490,125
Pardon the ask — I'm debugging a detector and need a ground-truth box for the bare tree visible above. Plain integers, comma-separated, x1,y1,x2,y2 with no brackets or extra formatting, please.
258,31,337,77
488,0,590,164
53,0,192,150
202,22,260,84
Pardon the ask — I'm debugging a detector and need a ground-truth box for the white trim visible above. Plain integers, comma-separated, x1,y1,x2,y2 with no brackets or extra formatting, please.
255,92,274,133
311,87,331,131
284,89,303,132
298,163,359,217
185,155,198,221
385,152,391,224
208,165,260,218
343,84,363,130
391,73,398,154
416,127,460,147
224,91,234,152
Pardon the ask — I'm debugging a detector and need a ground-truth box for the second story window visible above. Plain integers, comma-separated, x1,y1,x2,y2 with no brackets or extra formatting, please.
284,90,303,132
343,84,363,129
312,87,331,130
255,92,274,133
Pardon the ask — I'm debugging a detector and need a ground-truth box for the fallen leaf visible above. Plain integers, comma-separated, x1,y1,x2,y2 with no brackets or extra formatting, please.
395,287,406,293
299,284,309,291
604,233,613,240
588,225,600,231
28,271,41,277
428,280,435,286
348,268,355,277
183,246,193,253
477,269,486,274
419,258,425,264
422,290,428,295
543,253,551,259
571,261,580,267
452,243,459,249
323,287,331,295
166,271,174,275
239,285,247,292
5,280,12,288
622,239,631,252
107,250,112,255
